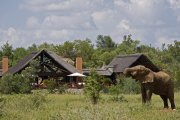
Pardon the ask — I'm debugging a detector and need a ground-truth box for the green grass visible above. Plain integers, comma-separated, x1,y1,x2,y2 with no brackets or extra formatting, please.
0,91,180,120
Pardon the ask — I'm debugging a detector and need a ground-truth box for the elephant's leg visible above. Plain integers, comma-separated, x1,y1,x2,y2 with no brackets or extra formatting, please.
160,95,168,109
168,92,175,109
141,84,146,103
146,89,152,103
169,97,175,109
168,83,176,110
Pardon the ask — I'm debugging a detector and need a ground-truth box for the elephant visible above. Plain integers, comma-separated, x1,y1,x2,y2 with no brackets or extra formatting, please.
123,65,176,110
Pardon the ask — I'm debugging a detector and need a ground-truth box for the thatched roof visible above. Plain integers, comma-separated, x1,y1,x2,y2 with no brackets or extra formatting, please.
83,54,159,77
108,54,159,73
83,67,113,76
7,50,79,75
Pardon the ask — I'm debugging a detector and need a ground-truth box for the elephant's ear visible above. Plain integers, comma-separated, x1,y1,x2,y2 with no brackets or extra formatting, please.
123,68,132,77
143,68,154,83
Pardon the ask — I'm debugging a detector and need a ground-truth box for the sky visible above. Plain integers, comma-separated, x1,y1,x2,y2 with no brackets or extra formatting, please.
0,0,180,48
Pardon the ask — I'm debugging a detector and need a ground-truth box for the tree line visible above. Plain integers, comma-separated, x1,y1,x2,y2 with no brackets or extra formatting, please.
0,34,180,89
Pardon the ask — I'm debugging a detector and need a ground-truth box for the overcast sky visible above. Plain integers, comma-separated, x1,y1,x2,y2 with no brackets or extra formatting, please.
0,0,180,48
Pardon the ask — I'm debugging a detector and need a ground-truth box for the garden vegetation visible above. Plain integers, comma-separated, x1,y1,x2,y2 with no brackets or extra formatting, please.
0,34,179,119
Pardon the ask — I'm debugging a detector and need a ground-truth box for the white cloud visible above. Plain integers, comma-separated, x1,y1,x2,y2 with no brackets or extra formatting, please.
2,27,20,44
41,14,96,30
0,28,75,48
21,0,105,12
3,0,178,48
117,19,130,31
91,9,118,30
168,0,180,9
26,16,39,28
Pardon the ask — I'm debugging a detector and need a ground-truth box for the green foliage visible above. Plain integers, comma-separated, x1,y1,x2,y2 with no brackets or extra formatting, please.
168,40,180,61
84,69,104,104
29,91,47,109
38,42,55,51
109,75,139,101
109,75,140,99
74,39,95,68
116,34,140,55
0,35,180,90
11,47,28,66
0,73,33,94
1,41,13,66
57,84,68,94
0,74,14,94
44,79,56,93
0,60,39,94
27,43,38,53
96,35,117,50
55,41,76,58
109,83,124,102
1,41,13,58
122,77,141,94
14,74,32,94
1,93,180,120
21,60,39,79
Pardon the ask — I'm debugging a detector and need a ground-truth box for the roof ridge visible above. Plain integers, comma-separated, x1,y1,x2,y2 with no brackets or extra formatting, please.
116,53,143,58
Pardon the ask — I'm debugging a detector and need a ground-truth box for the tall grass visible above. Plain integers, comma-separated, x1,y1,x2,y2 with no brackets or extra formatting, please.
0,91,180,120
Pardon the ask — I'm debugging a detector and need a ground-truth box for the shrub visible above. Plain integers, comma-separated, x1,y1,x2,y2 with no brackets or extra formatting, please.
0,60,38,94
109,75,140,100
109,81,124,101
0,74,14,94
44,79,56,93
14,74,32,94
58,84,68,94
122,77,140,94
0,73,33,94
84,69,105,104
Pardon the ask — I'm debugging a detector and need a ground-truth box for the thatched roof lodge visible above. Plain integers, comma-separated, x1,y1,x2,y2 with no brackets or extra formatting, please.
0,50,83,88
83,54,159,83
1,52,159,86
108,53,159,73
7,50,79,76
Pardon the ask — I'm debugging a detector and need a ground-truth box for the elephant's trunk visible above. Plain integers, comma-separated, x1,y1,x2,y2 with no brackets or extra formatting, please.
123,68,133,77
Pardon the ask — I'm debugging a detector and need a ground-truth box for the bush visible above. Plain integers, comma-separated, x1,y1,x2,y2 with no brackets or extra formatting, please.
0,74,14,94
109,75,140,100
14,74,32,94
109,81,124,101
57,84,68,94
122,77,140,94
84,69,105,104
0,74,33,94
0,60,38,94
44,79,56,93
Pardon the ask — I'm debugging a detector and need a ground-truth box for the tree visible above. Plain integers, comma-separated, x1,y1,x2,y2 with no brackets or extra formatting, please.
0,74,14,94
38,42,55,51
96,35,117,50
84,69,104,104
74,39,94,68
1,41,13,58
168,40,180,62
55,41,76,59
27,44,38,53
116,35,140,55
1,41,13,66
12,47,28,66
